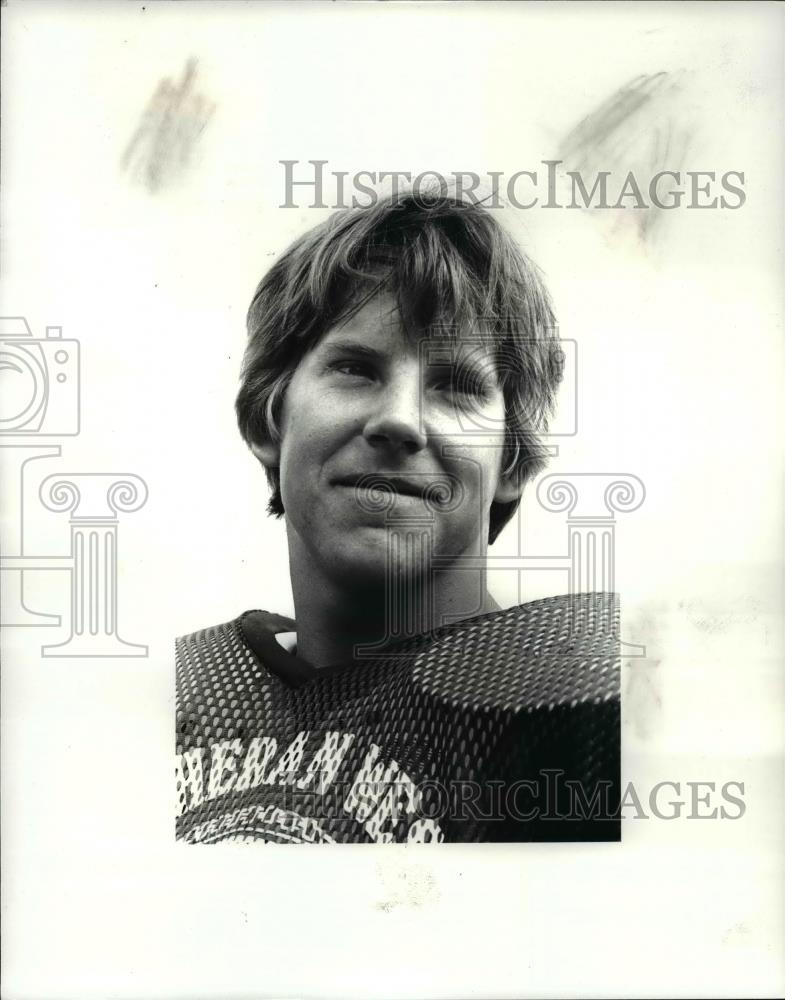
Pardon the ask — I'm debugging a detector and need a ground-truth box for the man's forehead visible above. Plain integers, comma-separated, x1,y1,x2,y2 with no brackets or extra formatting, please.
320,292,497,358
327,292,402,339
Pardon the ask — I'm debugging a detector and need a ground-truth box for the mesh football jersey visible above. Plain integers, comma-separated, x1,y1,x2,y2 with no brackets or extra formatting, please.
176,593,620,844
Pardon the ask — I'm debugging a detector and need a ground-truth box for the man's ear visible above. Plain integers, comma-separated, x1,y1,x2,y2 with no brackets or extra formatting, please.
250,439,279,468
493,469,524,504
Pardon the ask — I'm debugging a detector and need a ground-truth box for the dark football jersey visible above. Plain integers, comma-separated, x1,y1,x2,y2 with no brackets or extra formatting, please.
176,593,620,843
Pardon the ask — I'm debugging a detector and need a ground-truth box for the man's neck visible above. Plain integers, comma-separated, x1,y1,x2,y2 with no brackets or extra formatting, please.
286,538,500,669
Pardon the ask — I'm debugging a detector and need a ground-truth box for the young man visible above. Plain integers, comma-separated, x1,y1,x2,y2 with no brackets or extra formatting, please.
176,191,620,844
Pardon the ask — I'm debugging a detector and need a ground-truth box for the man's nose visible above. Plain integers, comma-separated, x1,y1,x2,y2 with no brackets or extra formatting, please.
363,371,427,454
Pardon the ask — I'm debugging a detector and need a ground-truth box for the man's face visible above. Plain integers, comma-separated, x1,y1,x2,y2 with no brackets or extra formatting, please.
260,292,520,586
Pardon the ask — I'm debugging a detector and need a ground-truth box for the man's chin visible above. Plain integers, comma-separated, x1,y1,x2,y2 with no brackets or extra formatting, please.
320,528,437,588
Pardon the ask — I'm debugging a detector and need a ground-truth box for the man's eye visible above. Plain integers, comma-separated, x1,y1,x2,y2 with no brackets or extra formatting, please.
430,368,490,398
332,360,373,379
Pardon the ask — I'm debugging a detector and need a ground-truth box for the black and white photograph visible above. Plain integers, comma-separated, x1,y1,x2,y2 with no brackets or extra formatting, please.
2,1,783,997
176,186,622,846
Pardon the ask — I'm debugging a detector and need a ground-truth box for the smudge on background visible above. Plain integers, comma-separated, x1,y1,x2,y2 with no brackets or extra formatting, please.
559,71,697,247
121,57,216,194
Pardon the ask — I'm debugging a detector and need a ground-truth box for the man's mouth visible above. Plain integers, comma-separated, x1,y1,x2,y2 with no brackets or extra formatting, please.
333,474,460,515
334,474,429,499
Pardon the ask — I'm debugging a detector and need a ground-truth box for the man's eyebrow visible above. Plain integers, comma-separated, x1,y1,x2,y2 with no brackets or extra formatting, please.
319,339,386,363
